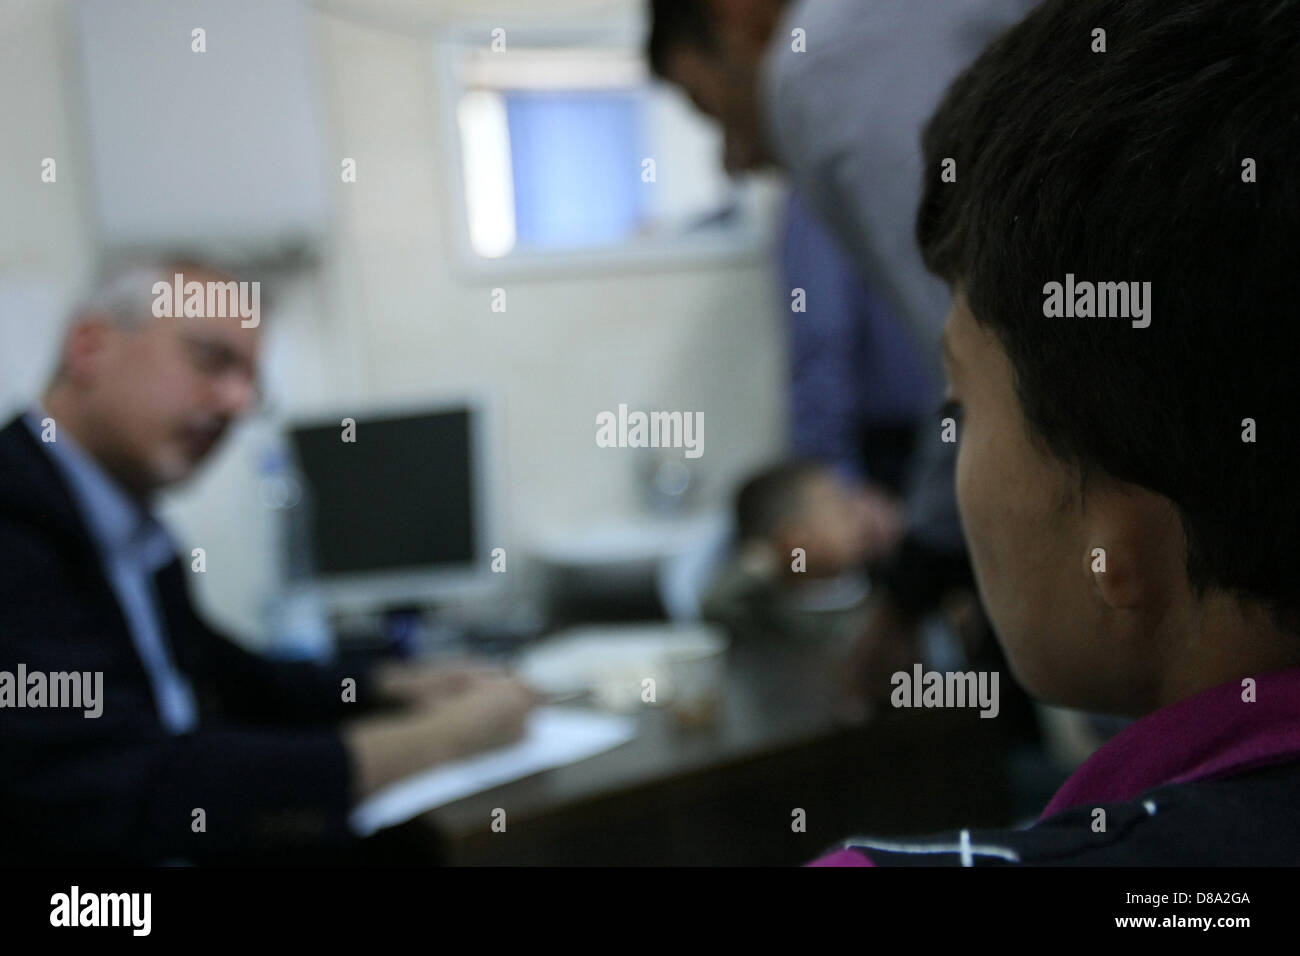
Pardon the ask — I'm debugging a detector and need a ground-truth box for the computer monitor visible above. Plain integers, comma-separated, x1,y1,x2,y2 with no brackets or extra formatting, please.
287,400,498,609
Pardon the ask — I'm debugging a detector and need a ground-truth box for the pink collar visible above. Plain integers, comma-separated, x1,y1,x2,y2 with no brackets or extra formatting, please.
1041,667,1300,819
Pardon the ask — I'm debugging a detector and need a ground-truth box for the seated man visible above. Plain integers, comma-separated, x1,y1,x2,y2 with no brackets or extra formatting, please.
0,258,535,865
814,0,1300,865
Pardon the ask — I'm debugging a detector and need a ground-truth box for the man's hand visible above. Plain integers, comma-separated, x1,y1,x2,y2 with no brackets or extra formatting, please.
856,485,906,564
424,675,539,758
371,659,506,710
344,676,537,802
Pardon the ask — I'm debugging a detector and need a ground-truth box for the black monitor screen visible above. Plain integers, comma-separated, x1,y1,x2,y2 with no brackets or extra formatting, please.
289,409,477,576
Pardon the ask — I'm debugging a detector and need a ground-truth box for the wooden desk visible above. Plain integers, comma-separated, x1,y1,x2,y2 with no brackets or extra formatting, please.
428,631,1013,865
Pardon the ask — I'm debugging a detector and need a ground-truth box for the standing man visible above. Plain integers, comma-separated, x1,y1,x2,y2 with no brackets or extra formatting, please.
647,0,1039,699
782,190,937,500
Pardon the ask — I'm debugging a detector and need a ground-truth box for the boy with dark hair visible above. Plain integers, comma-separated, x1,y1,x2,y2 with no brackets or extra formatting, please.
813,0,1300,865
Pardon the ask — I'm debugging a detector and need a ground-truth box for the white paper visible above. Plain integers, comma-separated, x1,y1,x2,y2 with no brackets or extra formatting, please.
349,707,637,837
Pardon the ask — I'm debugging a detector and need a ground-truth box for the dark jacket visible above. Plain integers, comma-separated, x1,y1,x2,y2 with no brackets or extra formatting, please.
810,667,1300,866
0,417,379,865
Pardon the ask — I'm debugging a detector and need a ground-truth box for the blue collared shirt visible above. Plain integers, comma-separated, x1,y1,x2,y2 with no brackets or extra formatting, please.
780,191,938,481
24,408,199,734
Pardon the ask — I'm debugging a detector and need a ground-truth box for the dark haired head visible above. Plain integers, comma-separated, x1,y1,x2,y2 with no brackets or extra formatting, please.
735,459,825,543
918,0,1300,634
646,0,717,79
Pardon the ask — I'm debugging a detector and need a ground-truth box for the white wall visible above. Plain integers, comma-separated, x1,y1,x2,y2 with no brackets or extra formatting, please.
0,0,787,642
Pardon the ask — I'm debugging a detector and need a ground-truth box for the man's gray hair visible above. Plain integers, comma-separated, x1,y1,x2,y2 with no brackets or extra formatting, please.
75,260,177,327
73,253,256,327
48,255,254,386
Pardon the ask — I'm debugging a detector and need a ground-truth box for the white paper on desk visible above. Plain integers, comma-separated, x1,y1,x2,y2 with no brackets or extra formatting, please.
349,707,637,837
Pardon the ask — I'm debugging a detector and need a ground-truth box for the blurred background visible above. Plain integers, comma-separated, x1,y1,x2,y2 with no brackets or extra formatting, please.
0,0,1079,864
1,0,786,645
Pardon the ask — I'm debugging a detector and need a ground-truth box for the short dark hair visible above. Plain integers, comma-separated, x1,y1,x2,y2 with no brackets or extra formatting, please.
918,0,1300,631
735,459,825,542
646,0,717,78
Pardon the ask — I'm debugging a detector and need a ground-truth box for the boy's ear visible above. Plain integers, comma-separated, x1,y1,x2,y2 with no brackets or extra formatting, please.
1085,485,1186,612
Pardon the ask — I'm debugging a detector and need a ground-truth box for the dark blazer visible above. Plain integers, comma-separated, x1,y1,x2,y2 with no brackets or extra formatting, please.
0,416,382,865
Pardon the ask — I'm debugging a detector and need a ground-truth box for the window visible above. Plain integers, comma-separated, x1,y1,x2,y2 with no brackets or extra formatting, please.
438,23,766,273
